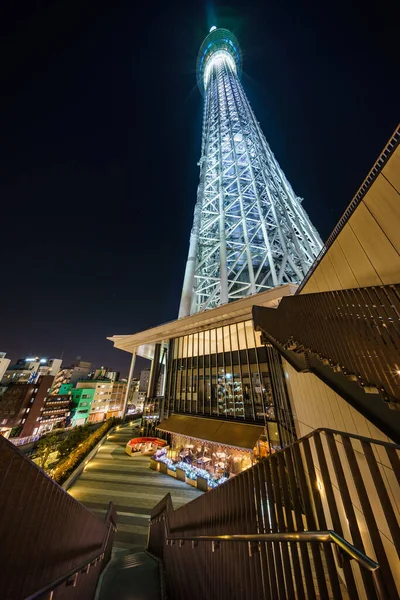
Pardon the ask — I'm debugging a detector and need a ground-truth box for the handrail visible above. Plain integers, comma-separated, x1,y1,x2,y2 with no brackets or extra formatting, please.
283,426,400,450
25,502,117,600
297,125,400,293
162,529,379,572
154,516,387,599
152,509,378,571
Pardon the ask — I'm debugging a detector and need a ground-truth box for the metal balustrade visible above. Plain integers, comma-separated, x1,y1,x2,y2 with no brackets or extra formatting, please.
0,434,116,599
148,428,400,599
297,126,400,294
253,284,400,442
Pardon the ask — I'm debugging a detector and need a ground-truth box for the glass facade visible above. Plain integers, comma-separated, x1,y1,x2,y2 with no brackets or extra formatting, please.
165,320,295,449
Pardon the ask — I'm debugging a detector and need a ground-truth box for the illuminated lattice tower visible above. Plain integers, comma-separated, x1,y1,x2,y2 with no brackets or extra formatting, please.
179,28,322,318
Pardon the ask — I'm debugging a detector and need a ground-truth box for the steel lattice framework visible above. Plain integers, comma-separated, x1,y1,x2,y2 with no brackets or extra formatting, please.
179,28,322,318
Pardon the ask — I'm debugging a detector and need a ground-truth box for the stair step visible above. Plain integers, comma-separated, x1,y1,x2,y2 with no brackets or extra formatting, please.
96,551,162,600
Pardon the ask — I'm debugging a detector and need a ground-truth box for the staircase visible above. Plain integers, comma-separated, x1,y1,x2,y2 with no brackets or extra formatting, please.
0,424,398,599
148,428,400,600
252,284,400,443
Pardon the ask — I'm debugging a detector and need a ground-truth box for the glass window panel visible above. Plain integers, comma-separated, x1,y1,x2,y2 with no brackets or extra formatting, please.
204,330,210,355
186,368,192,410
211,366,218,414
191,372,198,413
218,362,226,416
187,335,193,358
230,324,239,351
245,320,256,350
193,334,199,357
178,336,184,359
233,364,244,418
251,364,264,420
237,322,247,350
181,370,187,409
198,331,203,358
183,336,189,359
210,328,217,354
259,363,275,419
241,364,254,420
223,326,231,352
197,368,204,413
204,368,211,414
176,362,182,403
216,327,223,354
268,422,281,453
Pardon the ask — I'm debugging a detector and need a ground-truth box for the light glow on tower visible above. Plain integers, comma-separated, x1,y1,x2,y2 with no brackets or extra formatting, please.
179,28,322,318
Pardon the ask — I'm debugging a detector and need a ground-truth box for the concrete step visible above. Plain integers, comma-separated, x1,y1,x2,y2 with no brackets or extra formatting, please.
96,550,162,600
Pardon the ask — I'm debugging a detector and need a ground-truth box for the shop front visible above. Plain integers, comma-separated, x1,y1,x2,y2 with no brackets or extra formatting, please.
150,414,267,490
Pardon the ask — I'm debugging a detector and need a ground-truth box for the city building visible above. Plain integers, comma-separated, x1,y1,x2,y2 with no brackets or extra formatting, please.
127,377,142,414
108,381,126,418
1,357,62,386
76,379,113,423
62,384,95,427
0,352,11,381
179,28,322,318
38,391,72,435
50,359,92,395
0,375,55,438
139,368,164,397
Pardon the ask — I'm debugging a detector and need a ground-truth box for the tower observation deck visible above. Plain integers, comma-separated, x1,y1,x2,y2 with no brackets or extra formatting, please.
179,28,322,318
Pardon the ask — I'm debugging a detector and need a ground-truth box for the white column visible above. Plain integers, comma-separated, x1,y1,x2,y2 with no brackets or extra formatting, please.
122,350,136,421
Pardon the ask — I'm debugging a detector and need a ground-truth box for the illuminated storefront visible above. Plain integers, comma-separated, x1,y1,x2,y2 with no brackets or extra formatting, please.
110,286,298,490
163,320,294,450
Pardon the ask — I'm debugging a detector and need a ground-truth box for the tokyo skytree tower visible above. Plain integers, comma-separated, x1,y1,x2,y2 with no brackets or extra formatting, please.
179,27,322,318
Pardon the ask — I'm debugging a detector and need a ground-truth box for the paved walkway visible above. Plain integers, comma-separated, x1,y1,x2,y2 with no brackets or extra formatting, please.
68,424,202,553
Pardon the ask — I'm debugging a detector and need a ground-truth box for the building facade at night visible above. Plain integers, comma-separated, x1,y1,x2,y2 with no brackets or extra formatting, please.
110,32,400,464
107,31,399,593
0,352,11,381
0,375,55,438
109,125,400,594
50,359,92,395
1,357,62,385
179,28,322,318
0,23,397,600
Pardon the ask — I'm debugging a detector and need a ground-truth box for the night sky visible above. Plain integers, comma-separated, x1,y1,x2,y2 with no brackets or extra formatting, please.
0,0,398,376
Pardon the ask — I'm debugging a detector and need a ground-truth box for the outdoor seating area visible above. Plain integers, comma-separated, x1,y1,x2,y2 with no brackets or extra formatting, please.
125,437,167,456
149,432,270,490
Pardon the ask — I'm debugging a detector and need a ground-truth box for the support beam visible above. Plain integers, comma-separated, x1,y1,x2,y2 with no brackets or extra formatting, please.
148,343,161,399
122,350,136,420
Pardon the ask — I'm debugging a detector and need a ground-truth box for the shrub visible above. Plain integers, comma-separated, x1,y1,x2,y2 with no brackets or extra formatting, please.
52,418,119,485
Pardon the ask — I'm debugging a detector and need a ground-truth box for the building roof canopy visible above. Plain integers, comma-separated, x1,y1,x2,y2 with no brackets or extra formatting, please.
108,284,297,357
156,414,264,450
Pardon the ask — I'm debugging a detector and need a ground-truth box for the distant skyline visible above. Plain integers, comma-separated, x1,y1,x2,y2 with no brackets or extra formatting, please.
1,349,149,379
0,0,398,375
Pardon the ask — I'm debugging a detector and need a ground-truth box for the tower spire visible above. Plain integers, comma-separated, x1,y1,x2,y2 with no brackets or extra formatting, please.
179,28,322,318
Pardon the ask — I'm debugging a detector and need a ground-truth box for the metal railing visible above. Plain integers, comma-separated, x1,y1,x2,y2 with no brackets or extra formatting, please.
0,434,117,599
148,427,400,599
298,125,400,293
252,284,400,434
157,522,387,600
26,503,117,600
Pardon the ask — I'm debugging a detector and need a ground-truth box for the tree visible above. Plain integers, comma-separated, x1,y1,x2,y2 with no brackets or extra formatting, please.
57,425,91,458
36,434,59,470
